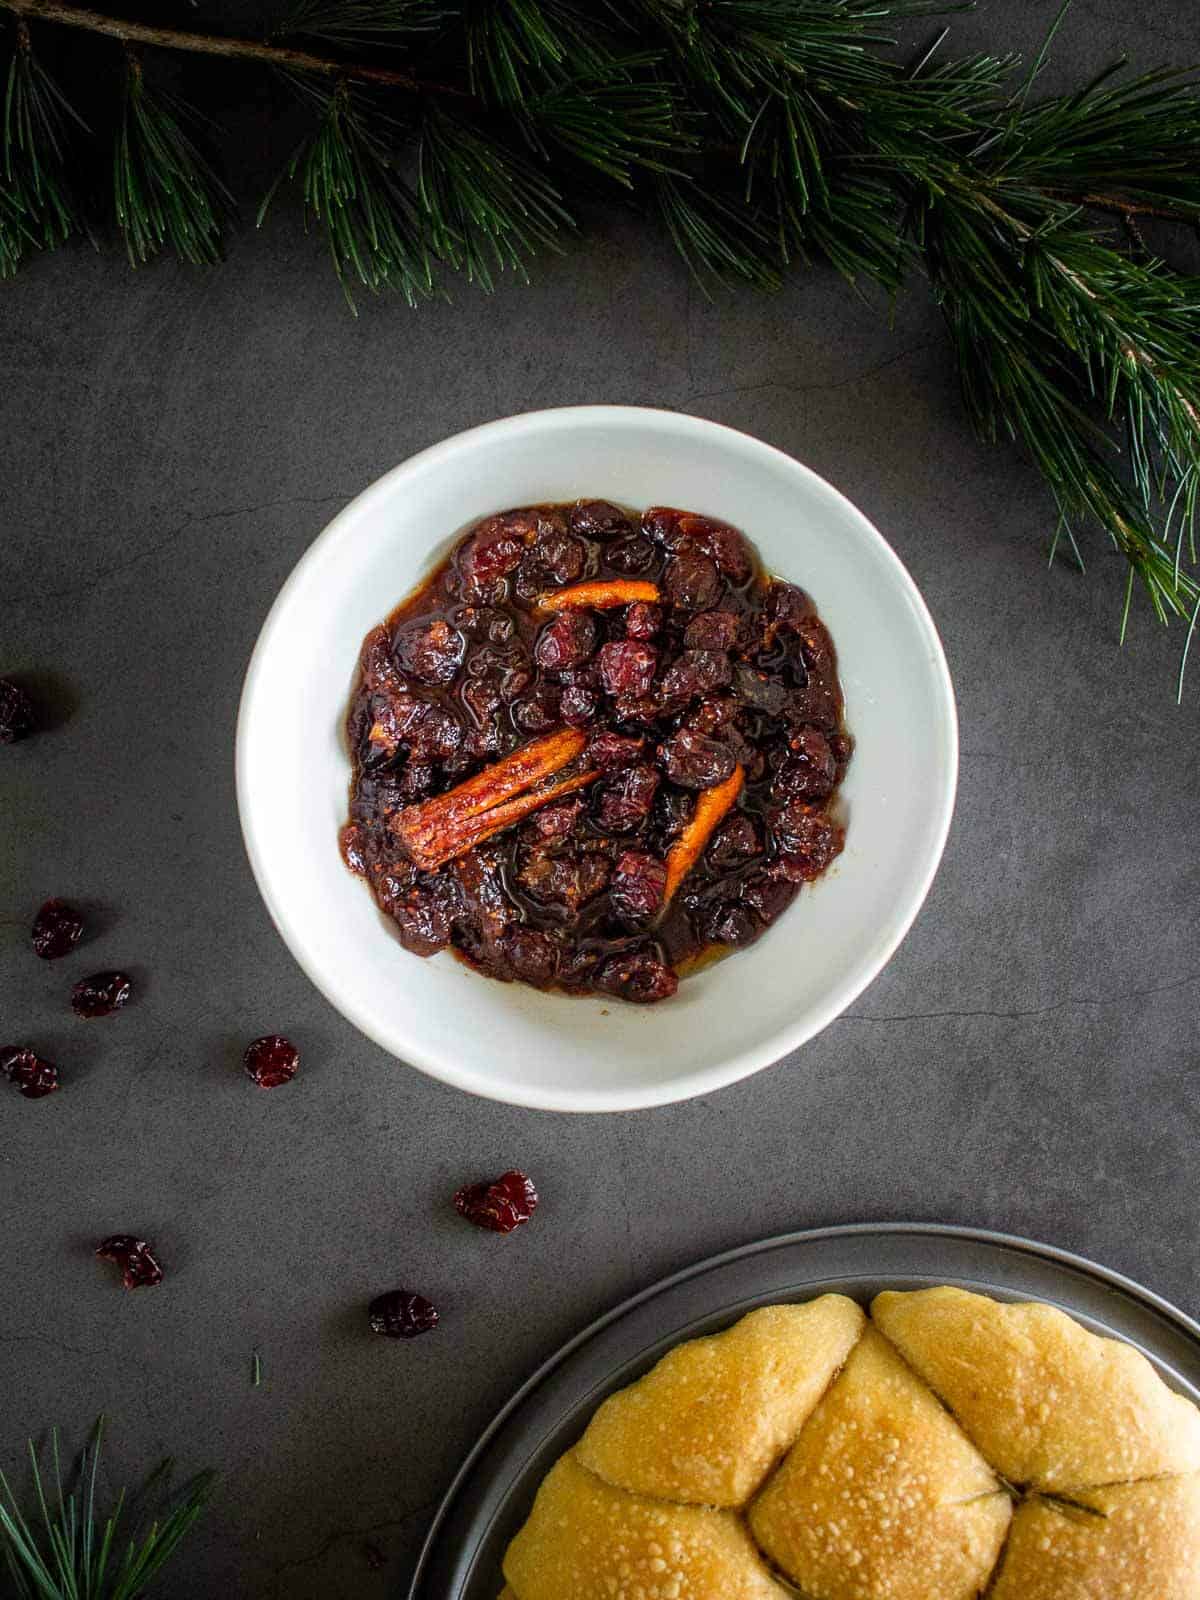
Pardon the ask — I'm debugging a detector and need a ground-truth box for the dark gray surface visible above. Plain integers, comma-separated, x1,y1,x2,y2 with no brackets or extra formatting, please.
2,2,1198,1595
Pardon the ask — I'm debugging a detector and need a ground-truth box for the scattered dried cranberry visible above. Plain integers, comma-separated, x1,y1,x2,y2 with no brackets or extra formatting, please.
762,580,814,643
512,683,562,735
676,515,753,582
586,730,645,770
663,550,721,613
529,797,583,840
243,1035,300,1088
742,866,799,924
95,1235,163,1290
596,950,679,1004
658,727,737,790
1,1045,59,1099
532,522,587,584
71,971,133,1019
733,662,792,716
707,813,761,867
534,611,597,672
597,640,657,697
454,1169,539,1233
0,678,35,744
569,500,632,540
702,901,758,945
368,1289,440,1338
31,898,84,960
611,851,667,922
393,618,465,686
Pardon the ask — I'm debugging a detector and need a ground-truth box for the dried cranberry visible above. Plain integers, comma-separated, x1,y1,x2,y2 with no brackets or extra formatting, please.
773,805,845,880
596,764,659,831
454,1169,539,1233
742,867,798,925
685,611,740,651
71,971,133,1019
596,950,679,1004
675,515,753,582
611,693,661,728
560,684,600,726
534,611,597,671
733,662,792,717
775,727,836,801
519,845,611,911
31,899,83,960
457,518,527,601
95,1235,163,1290
360,625,407,696
707,813,760,867
497,927,559,986
597,641,657,697
663,550,721,613
243,1035,300,1088
788,680,840,731
1,1045,59,1099
454,605,514,643
512,683,562,735
658,728,737,790
390,883,455,956
570,500,632,541
394,760,436,801
655,787,695,837
762,581,815,643
340,823,367,876
533,524,587,584
393,618,465,686
0,678,35,744
798,621,837,677
368,1289,439,1338
529,797,583,840
604,534,656,574
611,851,667,922
586,731,645,770
641,506,684,544
658,650,732,710
624,602,663,640
702,901,757,945
687,696,740,736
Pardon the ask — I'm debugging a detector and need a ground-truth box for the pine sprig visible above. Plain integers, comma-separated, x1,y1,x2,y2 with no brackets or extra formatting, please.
0,1418,214,1600
3,0,1200,684
114,59,231,266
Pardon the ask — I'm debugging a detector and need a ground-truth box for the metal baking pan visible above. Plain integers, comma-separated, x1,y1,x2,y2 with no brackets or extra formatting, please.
408,1222,1200,1599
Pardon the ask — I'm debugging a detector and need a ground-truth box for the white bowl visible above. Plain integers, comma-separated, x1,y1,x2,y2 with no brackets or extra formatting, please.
237,407,956,1112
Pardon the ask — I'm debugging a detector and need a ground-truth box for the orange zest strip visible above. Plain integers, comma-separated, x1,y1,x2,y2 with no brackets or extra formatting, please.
536,580,660,612
392,727,591,871
661,765,745,907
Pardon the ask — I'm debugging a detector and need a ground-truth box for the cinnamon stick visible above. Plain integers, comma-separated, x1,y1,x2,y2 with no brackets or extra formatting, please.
393,727,595,870
536,580,660,612
661,766,745,906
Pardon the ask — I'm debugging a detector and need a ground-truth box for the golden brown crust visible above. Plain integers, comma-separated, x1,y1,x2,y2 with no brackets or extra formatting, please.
501,1294,1200,1597
502,1454,792,1600
749,1326,1010,1600
871,1286,1200,1490
575,1298,865,1506
989,1475,1200,1600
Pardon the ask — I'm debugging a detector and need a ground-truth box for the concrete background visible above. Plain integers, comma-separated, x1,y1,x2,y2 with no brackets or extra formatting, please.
2,2,1198,1594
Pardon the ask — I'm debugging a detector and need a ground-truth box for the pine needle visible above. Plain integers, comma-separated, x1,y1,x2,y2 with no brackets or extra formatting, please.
1,21,86,276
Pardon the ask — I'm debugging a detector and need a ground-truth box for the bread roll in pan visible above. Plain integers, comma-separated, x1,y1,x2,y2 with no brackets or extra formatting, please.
408,1221,1200,1600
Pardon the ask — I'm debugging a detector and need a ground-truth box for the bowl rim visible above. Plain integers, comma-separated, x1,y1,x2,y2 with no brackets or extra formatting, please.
236,404,958,1112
